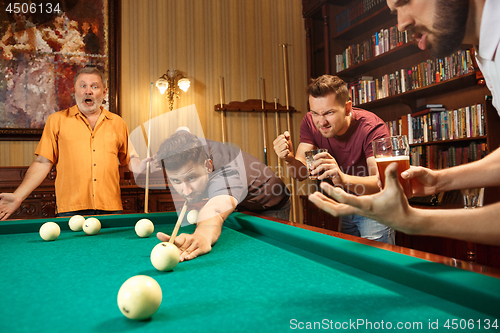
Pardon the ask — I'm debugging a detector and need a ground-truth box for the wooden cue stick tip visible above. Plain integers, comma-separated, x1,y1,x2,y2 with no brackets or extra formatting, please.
169,203,188,244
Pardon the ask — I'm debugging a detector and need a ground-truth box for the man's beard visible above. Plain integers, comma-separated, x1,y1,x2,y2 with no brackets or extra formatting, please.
429,0,469,58
181,189,206,203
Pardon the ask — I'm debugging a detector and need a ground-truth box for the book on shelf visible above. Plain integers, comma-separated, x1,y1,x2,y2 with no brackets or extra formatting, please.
410,142,487,169
335,0,385,34
386,103,486,144
335,25,410,73
350,48,474,106
348,76,376,105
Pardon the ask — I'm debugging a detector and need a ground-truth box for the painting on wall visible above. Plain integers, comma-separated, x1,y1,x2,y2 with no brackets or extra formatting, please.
0,0,118,140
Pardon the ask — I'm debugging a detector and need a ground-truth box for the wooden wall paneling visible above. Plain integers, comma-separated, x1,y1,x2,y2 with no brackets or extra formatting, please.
120,0,307,159
0,167,176,219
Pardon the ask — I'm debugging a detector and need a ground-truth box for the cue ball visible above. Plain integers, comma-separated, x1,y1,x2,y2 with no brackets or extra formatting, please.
187,210,198,224
83,217,101,235
117,275,162,320
150,242,180,271
39,222,61,241
135,219,154,238
68,215,85,231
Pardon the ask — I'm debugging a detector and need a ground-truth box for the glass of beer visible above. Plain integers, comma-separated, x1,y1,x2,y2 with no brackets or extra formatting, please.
461,188,484,209
305,149,327,180
372,135,412,197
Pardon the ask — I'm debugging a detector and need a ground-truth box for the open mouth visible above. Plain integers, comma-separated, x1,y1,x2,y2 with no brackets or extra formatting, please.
413,32,427,51
84,98,94,106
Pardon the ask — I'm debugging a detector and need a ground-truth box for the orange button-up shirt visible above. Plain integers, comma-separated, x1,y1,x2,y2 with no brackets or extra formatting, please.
35,106,131,213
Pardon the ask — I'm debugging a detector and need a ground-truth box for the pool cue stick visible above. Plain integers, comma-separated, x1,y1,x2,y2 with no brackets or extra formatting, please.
282,45,291,133
281,43,297,222
145,82,153,213
260,78,268,166
169,202,188,244
275,98,282,178
219,76,226,143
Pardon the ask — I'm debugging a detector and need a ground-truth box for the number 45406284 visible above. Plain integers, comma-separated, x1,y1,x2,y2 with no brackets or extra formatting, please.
6,2,61,14
444,319,498,330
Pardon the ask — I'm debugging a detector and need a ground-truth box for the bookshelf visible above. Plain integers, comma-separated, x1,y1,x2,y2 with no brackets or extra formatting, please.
303,0,500,268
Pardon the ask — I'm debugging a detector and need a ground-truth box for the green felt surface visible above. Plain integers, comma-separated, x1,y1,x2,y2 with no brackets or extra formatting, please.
0,212,499,332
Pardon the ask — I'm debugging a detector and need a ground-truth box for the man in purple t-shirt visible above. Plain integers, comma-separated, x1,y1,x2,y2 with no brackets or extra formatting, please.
273,75,394,244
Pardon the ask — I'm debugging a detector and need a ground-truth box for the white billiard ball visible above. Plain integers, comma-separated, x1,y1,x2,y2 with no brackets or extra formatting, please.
186,210,198,224
117,275,162,320
68,215,85,231
135,219,154,238
39,222,61,241
83,217,101,235
150,242,180,271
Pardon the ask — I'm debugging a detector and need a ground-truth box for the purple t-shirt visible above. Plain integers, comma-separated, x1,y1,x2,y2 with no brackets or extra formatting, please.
300,108,389,177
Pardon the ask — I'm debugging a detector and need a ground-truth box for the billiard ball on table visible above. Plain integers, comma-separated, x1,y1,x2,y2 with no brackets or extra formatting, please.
150,242,180,271
39,222,61,241
68,215,85,231
135,219,154,238
117,275,162,320
187,210,198,224
83,217,101,235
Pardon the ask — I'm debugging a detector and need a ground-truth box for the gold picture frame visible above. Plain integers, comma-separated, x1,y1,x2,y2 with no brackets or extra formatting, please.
0,0,120,140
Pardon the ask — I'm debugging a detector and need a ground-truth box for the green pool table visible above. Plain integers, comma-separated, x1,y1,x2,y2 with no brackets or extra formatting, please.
0,212,499,332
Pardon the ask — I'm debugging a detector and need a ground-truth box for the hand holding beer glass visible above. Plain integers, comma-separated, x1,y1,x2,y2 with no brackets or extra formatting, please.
372,135,412,198
305,149,327,180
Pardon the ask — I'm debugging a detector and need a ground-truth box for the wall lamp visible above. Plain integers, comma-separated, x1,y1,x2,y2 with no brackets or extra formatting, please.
155,69,190,111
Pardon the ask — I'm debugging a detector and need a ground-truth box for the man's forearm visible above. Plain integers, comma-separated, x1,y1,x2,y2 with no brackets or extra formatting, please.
13,160,53,202
404,203,500,246
196,195,237,245
195,217,224,246
284,157,309,181
127,156,142,174
438,147,500,192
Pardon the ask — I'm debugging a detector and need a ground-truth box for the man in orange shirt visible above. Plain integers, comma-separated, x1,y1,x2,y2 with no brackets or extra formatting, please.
0,67,149,220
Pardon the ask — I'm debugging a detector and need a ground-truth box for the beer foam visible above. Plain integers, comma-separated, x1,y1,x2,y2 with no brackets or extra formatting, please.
375,155,410,162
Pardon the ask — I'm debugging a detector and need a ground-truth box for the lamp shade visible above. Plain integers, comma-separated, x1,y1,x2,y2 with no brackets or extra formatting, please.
156,78,169,94
177,78,190,92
